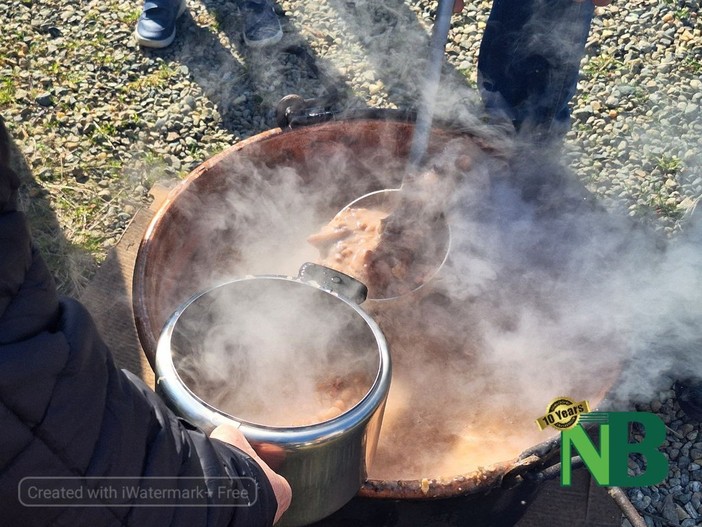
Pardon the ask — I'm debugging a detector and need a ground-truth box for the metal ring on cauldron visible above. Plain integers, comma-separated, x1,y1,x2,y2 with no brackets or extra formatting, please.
132,114,617,509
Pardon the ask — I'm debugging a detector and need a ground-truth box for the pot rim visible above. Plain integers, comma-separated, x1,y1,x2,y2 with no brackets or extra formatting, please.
155,274,392,445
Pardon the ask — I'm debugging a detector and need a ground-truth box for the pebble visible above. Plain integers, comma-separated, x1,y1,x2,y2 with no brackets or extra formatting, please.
35,93,54,107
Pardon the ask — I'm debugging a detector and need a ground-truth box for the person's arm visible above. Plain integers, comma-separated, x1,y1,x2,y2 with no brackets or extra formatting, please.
0,116,290,526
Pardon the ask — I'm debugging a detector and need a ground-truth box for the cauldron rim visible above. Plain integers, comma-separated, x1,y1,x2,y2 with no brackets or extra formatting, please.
132,115,607,500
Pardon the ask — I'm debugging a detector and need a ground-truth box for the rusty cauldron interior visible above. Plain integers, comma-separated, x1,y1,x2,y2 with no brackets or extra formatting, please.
133,114,619,504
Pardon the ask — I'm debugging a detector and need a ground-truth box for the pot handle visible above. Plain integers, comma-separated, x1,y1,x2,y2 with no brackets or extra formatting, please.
298,262,368,305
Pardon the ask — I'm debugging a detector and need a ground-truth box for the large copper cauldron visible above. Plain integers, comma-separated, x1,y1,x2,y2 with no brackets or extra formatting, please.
133,113,604,525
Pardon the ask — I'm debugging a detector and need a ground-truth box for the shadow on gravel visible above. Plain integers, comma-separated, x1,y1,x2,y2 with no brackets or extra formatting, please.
326,0,477,114
140,2,369,139
136,0,480,141
5,122,149,381
5,127,96,298
218,2,369,124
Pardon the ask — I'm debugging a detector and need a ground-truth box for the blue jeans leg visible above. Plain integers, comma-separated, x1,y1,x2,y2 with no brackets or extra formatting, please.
477,0,594,139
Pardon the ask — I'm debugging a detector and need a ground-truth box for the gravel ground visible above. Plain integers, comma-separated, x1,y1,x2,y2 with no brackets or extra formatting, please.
1,0,701,525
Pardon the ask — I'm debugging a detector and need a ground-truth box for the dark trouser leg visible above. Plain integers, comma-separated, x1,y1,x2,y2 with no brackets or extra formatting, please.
478,0,594,140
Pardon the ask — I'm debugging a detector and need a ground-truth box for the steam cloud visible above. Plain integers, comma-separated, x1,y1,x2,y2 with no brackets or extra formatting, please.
164,123,701,479
171,277,378,427
151,0,702,480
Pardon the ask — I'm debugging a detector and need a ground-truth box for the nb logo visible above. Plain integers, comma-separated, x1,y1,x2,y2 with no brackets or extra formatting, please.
561,412,668,487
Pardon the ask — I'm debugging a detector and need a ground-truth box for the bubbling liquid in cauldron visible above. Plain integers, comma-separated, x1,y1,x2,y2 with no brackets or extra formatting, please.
362,295,618,480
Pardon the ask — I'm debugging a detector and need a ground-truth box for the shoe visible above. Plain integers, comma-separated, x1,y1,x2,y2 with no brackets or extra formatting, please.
239,0,283,48
135,0,187,49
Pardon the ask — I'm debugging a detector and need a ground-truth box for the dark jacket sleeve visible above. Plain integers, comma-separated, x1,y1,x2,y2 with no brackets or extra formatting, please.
0,210,277,526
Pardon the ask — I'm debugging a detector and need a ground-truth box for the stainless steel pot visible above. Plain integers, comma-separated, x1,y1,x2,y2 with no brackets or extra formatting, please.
154,264,392,527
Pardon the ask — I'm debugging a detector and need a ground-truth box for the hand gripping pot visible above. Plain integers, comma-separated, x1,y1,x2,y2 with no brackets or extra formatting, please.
155,263,392,527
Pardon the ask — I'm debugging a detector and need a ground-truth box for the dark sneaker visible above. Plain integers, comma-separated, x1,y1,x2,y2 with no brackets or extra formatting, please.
239,0,283,48
135,0,187,49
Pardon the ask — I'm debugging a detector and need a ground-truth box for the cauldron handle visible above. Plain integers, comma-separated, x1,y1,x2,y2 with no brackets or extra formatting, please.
521,456,585,484
298,262,368,305
501,453,585,489
499,454,543,489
